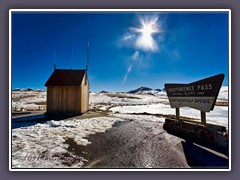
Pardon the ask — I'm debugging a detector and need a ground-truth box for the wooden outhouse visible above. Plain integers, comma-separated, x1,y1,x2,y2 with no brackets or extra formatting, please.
44,69,89,115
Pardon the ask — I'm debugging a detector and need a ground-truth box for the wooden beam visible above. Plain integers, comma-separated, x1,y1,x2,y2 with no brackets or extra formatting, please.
176,108,180,120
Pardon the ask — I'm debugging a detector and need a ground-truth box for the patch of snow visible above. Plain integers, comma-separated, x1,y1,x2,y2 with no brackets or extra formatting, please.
110,104,228,129
90,92,169,107
12,91,46,111
110,104,174,115
12,117,125,168
112,113,165,123
217,86,228,100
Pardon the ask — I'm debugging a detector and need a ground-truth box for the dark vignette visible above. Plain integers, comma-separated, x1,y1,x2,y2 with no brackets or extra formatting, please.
0,0,239,180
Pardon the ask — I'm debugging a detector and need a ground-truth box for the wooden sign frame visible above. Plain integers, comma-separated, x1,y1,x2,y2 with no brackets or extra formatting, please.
164,74,225,125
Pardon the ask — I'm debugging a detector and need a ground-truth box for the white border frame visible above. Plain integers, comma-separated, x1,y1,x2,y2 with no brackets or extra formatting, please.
9,9,231,172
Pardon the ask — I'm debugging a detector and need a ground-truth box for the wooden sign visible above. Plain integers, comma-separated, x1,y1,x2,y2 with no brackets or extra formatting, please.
164,74,225,112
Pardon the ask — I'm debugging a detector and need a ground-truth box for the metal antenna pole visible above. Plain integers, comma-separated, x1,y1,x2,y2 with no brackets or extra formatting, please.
86,42,89,71
54,49,56,70
71,45,73,69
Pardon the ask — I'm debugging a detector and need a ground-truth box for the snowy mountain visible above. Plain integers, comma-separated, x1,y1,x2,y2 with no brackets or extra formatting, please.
12,88,34,91
99,90,109,93
12,88,45,92
128,86,162,95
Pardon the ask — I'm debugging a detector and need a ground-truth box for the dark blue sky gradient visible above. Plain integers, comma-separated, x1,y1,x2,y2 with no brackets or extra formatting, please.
11,11,229,92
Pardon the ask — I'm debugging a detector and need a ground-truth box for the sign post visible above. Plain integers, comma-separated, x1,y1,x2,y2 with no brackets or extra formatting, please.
176,108,180,120
164,74,224,125
163,74,228,147
201,111,206,125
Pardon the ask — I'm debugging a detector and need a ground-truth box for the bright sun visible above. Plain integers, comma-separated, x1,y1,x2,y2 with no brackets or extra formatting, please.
132,16,160,51
140,23,156,37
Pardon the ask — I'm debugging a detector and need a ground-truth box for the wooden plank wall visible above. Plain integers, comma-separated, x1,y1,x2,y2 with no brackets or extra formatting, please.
46,74,89,115
80,73,89,113
47,86,81,114
81,84,89,113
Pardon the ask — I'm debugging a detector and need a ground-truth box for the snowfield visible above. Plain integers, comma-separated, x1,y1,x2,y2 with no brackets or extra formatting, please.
11,86,229,168
110,104,228,129
12,91,46,111
12,117,126,168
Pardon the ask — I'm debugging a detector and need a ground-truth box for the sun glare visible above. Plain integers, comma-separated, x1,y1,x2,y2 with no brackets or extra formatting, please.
140,23,155,37
132,16,160,52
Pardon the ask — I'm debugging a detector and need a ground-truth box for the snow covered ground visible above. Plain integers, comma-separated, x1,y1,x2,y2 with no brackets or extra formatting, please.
12,91,46,111
12,117,126,168
110,104,228,129
11,86,229,168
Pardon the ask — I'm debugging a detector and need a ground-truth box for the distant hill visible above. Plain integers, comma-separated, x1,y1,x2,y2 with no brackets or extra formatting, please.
128,86,162,95
12,88,45,92
97,87,166,95
99,90,109,93
128,86,153,93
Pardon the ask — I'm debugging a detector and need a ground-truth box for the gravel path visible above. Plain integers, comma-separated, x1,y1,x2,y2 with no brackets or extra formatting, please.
65,120,190,168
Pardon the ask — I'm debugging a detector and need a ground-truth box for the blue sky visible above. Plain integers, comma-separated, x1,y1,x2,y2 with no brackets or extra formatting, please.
11,11,229,92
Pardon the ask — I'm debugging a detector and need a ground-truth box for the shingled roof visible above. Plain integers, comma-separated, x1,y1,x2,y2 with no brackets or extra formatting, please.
45,69,87,87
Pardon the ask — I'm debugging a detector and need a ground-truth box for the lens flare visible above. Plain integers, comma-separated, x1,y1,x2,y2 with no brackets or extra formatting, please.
132,16,160,52
121,15,161,85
